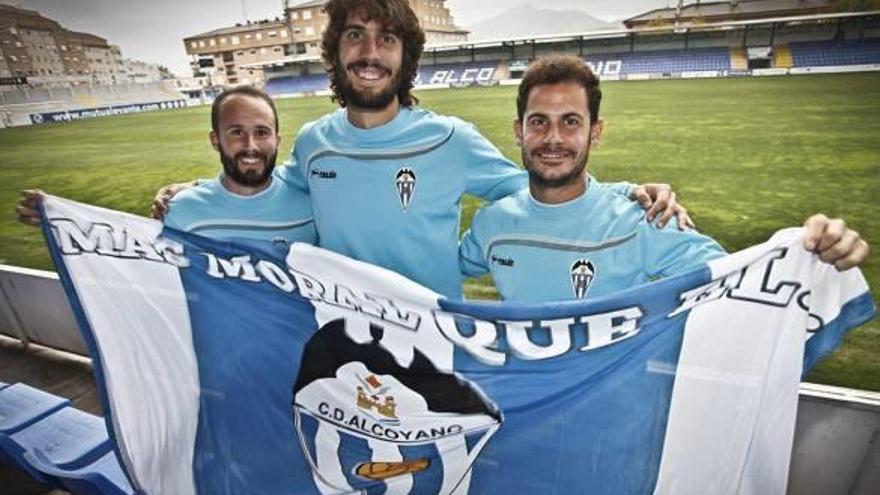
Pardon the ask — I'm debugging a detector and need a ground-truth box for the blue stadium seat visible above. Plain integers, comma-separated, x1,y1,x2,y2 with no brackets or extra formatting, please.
790,39,880,67
584,47,731,76
0,405,112,485
25,448,134,495
0,382,69,435
264,73,330,95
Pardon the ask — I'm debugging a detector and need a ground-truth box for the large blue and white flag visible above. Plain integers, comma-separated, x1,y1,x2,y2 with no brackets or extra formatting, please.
40,195,874,495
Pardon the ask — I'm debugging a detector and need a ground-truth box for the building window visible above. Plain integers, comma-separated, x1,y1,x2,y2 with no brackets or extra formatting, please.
220,37,226,45
15,41,22,47
260,47,266,54
245,34,252,39
291,11,299,20
10,55,17,62
209,39,216,46
268,31,277,37
256,32,262,40
305,26,315,36
281,30,287,38
232,36,240,45
303,9,312,20
9,27,17,35
198,40,205,47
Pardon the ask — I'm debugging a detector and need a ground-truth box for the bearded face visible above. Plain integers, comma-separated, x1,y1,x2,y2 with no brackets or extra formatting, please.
218,141,277,188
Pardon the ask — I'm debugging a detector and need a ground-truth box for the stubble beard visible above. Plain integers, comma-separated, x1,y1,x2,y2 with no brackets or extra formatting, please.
523,146,589,189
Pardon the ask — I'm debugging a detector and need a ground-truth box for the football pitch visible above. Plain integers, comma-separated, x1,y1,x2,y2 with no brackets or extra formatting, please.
0,72,878,390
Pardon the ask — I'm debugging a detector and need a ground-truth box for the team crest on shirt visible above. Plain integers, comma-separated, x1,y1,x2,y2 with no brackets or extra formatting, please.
292,319,502,493
395,167,416,211
570,259,596,299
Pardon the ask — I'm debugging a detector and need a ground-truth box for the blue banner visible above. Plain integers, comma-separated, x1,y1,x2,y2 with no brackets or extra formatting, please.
29,100,187,124
40,195,875,495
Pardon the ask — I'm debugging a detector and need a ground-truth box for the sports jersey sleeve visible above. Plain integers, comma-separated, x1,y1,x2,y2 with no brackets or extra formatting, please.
459,122,527,201
276,125,313,193
602,181,635,199
641,219,727,278
459,228,489,277
163,204,187,232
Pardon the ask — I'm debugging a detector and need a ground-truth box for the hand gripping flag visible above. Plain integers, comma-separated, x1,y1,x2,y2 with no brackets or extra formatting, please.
40,195,875,495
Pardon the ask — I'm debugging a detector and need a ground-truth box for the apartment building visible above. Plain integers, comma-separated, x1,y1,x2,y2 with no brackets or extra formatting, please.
183,19,290,86
0,4,154,86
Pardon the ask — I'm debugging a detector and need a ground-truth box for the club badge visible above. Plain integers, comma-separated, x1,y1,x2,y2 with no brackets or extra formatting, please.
570,259,596,299
293,319,502,493
395,167,416,212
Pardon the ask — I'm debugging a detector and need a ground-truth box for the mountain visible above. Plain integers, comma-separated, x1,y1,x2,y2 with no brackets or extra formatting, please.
463,4,623,41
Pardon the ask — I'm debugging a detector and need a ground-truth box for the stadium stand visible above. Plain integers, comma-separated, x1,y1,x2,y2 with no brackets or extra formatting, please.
789,39,880,67
730,47,749,71
0,82,187,128
263,61,504,96
775,44,795,68
263,73,331,96
415,61,503,86
584,47,732,76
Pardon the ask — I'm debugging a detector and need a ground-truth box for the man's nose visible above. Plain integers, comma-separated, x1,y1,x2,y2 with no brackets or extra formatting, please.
544,123,563,144
360,34,382,60
243,132,258,150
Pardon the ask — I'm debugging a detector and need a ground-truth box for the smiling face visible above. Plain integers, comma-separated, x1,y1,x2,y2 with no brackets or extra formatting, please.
210,94,279,189
335,13,404,110
515,81,603,197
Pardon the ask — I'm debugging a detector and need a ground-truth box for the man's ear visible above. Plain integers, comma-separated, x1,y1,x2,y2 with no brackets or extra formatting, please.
209,131,220,152
589,119,604,148
513,119,523,146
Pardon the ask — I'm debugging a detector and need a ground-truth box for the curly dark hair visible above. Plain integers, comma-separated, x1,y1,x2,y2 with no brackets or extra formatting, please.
321,0,426,108
517,55,602,126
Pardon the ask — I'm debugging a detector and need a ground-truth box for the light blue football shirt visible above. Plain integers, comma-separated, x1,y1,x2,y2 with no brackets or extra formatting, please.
165,174,317,246
459,178,726,302
279,106,528,299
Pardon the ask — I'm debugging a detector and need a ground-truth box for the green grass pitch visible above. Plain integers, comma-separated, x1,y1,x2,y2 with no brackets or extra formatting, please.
1,72,878,390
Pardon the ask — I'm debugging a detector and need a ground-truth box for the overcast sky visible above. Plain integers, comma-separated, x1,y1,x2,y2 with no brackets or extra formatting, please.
9,0,675,76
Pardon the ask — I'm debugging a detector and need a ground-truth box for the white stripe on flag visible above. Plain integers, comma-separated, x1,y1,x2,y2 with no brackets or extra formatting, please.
45,196,200,495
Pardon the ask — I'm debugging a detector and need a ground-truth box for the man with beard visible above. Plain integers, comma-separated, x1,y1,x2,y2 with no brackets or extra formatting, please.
459,55,869,302
18,86,317,245
162,86,316,243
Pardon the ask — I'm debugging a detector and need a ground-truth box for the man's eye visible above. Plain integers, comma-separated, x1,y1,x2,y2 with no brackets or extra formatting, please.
346,30,363,40
381,34,398,44
565,118,582,126
528,118,545,127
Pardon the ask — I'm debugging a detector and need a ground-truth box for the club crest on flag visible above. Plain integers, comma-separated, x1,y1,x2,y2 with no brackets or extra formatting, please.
571,259,596,299
395,167,416,211
356,373,399,424
292,319,502,494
